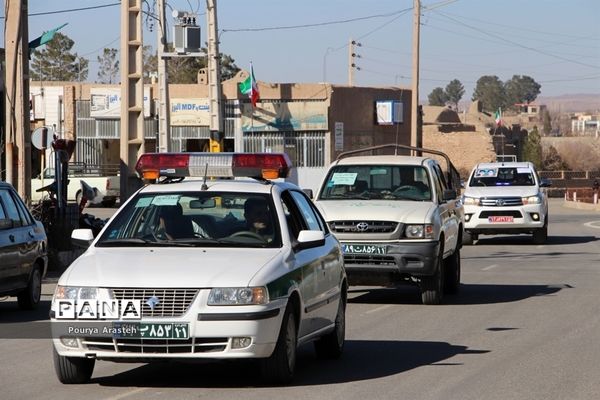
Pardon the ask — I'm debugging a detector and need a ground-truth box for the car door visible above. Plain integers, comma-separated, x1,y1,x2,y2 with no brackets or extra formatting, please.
432,164,459,255
12,190,40,281
287,190,343,332
0,187,26,292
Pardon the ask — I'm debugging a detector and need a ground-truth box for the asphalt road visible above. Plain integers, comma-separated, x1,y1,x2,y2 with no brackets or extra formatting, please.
1,199,599,400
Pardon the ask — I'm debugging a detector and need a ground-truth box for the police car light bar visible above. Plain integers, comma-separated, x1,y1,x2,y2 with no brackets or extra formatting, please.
135,152,292,180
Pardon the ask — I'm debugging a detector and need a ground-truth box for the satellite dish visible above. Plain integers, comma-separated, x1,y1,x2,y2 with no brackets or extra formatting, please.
31,126,55,150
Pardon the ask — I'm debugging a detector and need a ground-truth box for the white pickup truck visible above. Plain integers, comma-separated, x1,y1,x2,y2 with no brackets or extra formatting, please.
31,163,120,207
314,144,464,305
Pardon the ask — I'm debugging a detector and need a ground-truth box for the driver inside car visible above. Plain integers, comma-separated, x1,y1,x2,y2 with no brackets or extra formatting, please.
243,197,274,242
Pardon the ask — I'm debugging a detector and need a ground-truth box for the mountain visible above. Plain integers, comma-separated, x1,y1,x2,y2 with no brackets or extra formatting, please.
536,94,600,113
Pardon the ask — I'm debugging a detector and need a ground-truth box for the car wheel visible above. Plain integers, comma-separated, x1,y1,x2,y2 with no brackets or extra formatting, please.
532,216,548,244
101,199,116,208
444,247,461,295
260,302,297,384
462,231,474,245
421,250,444,305
53,347,95,384
17,265,42,310
314,292,346,359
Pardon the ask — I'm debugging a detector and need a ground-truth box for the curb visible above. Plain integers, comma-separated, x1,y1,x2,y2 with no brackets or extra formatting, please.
562,200,600,212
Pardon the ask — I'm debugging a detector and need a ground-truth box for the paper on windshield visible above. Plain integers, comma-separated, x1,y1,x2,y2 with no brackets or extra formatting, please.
330,172,358,185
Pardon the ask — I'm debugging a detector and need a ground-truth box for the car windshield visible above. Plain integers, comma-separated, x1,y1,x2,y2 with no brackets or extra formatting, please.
469,167,536,187
96,192,281,248
318,164,432,201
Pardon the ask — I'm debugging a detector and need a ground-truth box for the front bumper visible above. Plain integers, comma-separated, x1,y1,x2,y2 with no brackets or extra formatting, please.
464,204,546,234
51,297,287,360
341,240,440,281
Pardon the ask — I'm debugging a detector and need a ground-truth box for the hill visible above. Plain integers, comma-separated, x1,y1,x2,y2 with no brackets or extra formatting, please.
536,94,600,113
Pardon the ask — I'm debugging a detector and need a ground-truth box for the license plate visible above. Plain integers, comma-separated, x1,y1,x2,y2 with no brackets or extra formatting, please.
488,216,514,223
342,244,386,255
112,322,189,339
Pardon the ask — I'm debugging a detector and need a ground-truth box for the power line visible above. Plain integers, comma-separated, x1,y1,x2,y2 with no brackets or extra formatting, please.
80,36,121,57
0,2,120,19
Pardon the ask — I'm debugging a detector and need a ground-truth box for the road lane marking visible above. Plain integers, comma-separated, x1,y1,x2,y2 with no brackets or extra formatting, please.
365,304,393,314
584,220,600,229
482,264,499,271
104,388,148,400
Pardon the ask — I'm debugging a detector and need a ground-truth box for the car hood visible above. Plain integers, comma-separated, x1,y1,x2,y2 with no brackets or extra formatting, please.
464,187,539,198
315,200,435,223
60,247,282,288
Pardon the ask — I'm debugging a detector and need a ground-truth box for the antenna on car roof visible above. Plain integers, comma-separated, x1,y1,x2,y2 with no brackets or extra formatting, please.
201,163,209,191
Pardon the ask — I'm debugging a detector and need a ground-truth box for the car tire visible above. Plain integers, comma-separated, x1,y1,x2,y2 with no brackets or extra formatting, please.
53,347,95,384
532,216,548,244
444,247,461,295
260,302,297,385
314,293,346,359
421,250,444,305
101,199,116,208
17,265,42,310
462,231,474,246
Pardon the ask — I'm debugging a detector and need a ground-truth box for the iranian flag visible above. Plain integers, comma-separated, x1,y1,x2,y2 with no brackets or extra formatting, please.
494,107,502,126
238,63,260,108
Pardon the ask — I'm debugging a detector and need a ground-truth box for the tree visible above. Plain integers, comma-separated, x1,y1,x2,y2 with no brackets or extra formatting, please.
472,75,505,113
143,45,157,83
97,48,119,83
428,87,447,106
142,45,241,84
505,75,541,106
30,32,88,81
541,108,552,135
523,126,542,169
543,145,568,171
445,79,464,110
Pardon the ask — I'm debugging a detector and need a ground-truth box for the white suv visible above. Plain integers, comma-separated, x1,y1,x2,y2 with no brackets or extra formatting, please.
462,162,550,244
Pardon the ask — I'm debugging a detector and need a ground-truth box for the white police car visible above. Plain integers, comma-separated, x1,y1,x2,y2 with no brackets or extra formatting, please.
50,153,346,384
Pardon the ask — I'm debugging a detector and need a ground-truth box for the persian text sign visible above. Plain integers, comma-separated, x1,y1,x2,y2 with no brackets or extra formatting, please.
90,87,151,118
241,101,327,132
170,98,210,126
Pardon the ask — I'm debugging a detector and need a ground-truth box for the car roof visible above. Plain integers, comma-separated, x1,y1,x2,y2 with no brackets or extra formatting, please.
137,178,299,195
334,155,429,166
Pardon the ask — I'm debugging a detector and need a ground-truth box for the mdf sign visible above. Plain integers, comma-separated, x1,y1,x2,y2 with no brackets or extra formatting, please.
170,98,210,126
90,88,151,118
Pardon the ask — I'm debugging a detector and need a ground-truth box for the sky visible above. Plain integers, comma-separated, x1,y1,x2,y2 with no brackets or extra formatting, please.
2,0,600,100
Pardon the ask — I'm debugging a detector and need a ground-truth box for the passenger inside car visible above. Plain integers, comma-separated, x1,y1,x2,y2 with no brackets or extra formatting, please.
157,204,196,239
243,197,274,241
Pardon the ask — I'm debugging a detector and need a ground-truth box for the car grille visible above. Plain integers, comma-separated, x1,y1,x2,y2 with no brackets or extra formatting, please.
112,288,199,318
329,221,399,233
480,197,523,207
82,337,228,354
479,210,523,218
344,254,397,265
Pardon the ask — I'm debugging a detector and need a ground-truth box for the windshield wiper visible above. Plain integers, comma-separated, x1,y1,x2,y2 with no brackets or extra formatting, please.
98,238,195,247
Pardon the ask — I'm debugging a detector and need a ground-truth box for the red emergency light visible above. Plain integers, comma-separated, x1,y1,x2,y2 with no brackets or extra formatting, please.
135,152,292,181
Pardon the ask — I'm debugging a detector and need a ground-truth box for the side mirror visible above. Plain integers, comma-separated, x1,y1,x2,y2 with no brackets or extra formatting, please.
539,179,552,188
71,228,94,249
0,218,14,230
302,188,314,200
294,230,325,251
443,189,457,201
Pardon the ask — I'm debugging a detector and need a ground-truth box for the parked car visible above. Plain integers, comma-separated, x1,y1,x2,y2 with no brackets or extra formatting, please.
462,161,550,244
50,152,346,385
0,182,48,309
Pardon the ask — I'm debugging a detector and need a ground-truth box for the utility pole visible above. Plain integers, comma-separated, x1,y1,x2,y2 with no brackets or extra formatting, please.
348,39,361,87
411,0,422,152
4,0,31,201
120,0,145,201
206,0,223,153
157,0,171,153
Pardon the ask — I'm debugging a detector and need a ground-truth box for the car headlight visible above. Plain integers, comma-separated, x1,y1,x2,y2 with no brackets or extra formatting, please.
522,194,541,205
461,196,481,206
208,287,268,305
53,286,112,300
404,224,434,239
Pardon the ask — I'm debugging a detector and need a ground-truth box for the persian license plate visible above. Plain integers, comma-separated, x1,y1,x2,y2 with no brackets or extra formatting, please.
488,216,514,223
342,244,387,255
112,322,189,339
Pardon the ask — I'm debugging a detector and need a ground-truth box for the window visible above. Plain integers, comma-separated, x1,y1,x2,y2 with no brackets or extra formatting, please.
290,191,323,232
0,189,23,227
12,192,34,226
